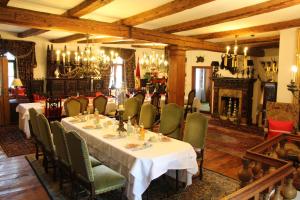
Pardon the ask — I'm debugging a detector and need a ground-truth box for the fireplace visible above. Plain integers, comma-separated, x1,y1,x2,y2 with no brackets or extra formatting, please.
212,78,256,125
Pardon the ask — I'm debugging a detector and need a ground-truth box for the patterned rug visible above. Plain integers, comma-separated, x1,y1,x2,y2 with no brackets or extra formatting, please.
26,154,240,200
0,125,35,157
206,124,264,157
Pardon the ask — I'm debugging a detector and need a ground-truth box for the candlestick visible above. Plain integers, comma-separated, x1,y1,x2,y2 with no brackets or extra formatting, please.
225,46,230,66
67,51,70,64
56,50,60,63
234,46,238,55
291,65,298,82
62,52,66,65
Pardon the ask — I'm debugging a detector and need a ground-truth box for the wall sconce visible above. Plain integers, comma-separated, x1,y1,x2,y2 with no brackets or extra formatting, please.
287,65,299,96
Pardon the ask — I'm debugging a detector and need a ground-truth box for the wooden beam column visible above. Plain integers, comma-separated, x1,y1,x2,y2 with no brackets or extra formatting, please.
167,46,186,106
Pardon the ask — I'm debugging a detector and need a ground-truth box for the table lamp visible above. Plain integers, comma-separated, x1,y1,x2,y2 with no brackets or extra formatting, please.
11,78,23,88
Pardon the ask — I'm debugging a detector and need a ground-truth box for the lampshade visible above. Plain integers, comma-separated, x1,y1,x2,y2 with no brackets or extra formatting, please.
247,60,254,66
211,61,220,67
11,78,23,87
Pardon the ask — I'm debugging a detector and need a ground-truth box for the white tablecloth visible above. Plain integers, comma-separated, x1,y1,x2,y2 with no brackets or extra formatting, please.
16,99,117,138
61,116,198,200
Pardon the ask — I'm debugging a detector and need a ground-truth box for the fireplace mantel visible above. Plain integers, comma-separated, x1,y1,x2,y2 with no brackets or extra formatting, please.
212,78,256,125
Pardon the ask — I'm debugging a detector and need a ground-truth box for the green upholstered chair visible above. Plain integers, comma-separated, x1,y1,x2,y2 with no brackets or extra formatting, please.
183,112,208,179
28,108,43,160
159,103,184,140
139,104,157,130
36,113,57,179
93,95,108,115
122,97,141,124
65,131,126,199
64,97,82,117
50,121,101,190
77,96,89,113
134,91,145,104
184,89,195,119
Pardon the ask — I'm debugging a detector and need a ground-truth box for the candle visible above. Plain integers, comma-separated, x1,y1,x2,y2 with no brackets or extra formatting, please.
224,46,230,67
67,51,70,63
244,47,248,56
62,52,66,65
291,65,298,82
56,50,60,62
234,46,238,55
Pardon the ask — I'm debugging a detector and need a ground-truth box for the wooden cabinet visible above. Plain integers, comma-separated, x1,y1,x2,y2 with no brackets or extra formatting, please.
46,78,103,97
0,56,10,126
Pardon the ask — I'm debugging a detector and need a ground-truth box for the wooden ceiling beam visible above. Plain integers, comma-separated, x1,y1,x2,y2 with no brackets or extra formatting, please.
0,6,224,51
17,0,113,38
219,35,280,46
192,18,300,39
103,39,151,44
50,33,87,43
77,37,124,43
115,0,214,26
156,0,300,33
0,0,10,7
131,44,167,50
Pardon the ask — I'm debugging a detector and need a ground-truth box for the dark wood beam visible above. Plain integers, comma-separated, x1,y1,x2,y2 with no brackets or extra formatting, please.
192,18,300,39
156,0,300,33
115,0,214,26
219,35,280,46
0,6,224,51
0,0,9,7
65,0,113,17
131,44,167,50
18,0,113,38
50,34,87,43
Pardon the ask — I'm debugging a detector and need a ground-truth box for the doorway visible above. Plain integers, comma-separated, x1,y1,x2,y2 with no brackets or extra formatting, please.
192,66,212,113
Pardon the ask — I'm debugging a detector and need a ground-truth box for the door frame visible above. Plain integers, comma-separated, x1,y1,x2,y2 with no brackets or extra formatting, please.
192,66,212,113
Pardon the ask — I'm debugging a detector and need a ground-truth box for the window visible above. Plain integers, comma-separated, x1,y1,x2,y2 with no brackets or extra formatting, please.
4,52,16,88
109,57,124,89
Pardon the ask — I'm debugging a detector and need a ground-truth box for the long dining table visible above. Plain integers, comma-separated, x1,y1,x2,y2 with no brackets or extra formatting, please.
61,115,198,200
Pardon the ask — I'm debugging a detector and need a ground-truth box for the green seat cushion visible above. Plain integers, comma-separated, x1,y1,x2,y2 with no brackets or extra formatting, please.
89,156,101,167
93,165,126,194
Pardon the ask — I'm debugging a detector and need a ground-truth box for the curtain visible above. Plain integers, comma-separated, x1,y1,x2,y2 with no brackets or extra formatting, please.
0,39,37,87
100,47,136,90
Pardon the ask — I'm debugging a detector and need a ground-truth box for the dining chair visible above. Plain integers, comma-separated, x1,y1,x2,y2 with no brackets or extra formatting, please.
36,113,57,180
77,96,89,113
50,121,101,190
123,97,141,124
183,112,208,180
139,104,157,130
65,131,126,200
28,108,43,160
64,97,81,117
93,95,108,115
45,97,62,121
134,91,145,104
151,92,161,111
184,89,195,119
159,103,184,140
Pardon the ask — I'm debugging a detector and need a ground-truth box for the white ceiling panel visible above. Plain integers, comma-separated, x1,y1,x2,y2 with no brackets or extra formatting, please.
136,0,268,29
81,0,173,22
175,4,300,36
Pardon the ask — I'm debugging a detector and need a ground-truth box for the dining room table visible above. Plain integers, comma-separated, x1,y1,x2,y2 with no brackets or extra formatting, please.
61,114,198,200
16,97,117,138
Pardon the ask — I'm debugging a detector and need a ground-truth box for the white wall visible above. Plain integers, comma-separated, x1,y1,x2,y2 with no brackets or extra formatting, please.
277,28,298,103
0,31,49,79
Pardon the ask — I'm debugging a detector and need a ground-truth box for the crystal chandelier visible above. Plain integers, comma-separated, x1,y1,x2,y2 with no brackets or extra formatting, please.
54,36,121,79
139,51,168,78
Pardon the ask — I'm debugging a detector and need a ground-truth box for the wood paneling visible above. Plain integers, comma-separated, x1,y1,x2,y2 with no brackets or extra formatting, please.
167,46,186,106
0,7,224,51
192,18,300,39
18,0,113,38
115,0,214,26
156,0,300,33
0,56,10,126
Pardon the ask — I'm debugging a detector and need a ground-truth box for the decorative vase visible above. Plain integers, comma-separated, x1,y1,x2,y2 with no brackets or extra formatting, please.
238,159,253,187
271,185,283,200
281,178,297,200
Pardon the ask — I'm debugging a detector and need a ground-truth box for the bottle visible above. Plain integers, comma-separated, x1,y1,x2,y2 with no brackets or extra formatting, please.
127,116,132,136
139,123,145,141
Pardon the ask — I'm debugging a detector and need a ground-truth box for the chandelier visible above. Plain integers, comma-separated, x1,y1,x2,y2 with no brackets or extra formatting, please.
139,51,168,78
222,35,249,75
54,37,121,79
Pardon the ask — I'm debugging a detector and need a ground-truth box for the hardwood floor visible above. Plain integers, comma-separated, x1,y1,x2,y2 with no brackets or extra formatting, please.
0,146,49,200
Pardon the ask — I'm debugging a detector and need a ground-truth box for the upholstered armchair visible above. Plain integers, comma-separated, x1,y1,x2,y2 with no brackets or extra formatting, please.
93,95,108,115
134,91,145,104
122,97,141,124
184,90,195,119
139,104,157,130
77,96,89,113
264,101,299,139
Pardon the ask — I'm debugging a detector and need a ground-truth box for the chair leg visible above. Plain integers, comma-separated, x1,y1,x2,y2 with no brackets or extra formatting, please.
89,183,95,200
199,159,204,180
52,159,57,181
43,155,49,173
176,170,179,191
